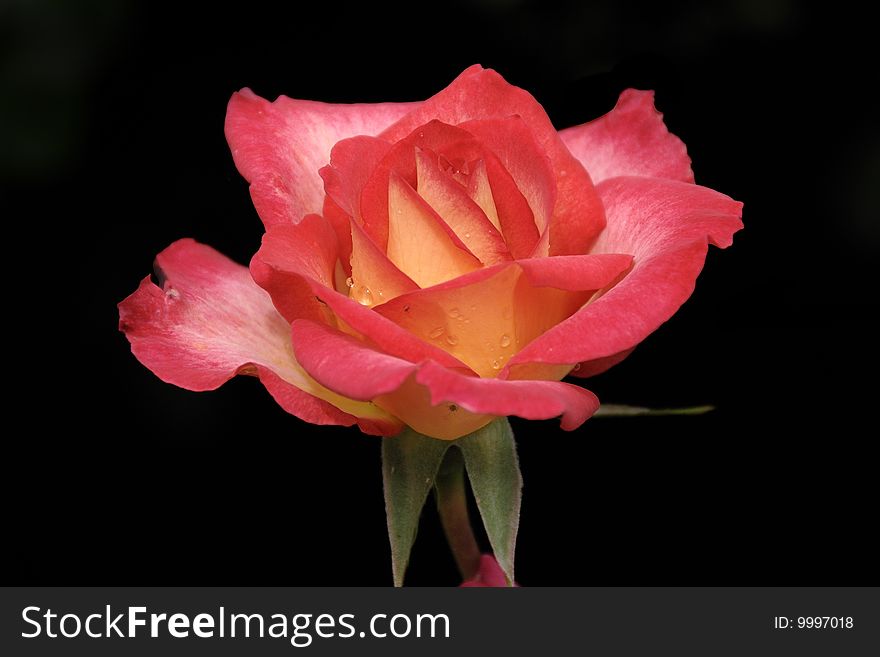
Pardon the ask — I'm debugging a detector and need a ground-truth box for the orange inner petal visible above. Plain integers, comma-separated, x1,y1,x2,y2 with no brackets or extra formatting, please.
386,171,481,289
415,148,510,266
375,264,593,378
349,218,417,307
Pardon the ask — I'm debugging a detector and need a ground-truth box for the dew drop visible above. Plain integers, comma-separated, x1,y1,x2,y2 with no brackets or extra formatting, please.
448,307,461,319
345,276,354,288
491,359,501,370
448,403,458,412
500,334,511,348
403,304,411,313
429,326,445,340
445,334,459,346
572,363,581,372
165,288,180,300
352,284,373,306
464,232,471,239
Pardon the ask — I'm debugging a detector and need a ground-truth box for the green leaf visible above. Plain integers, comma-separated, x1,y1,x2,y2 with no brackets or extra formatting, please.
594,404,715,417
457,418,521,585
381,428,452,587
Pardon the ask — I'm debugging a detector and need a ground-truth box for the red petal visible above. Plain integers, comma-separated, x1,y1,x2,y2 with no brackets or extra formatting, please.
559,89,694,184
457,117,555,235
360,120,484,252
507,177,743,372
380,66,605,256
291,319,600,439
118,239,399,433
225,89,417,228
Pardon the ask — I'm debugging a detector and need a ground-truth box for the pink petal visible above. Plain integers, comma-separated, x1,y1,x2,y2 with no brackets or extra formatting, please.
290,319,600,440
507,177,743,372
319,135,395,274
248,213,340,323
559,89,694,184
118,239,399,434
225,89,418,228
381,65,606,256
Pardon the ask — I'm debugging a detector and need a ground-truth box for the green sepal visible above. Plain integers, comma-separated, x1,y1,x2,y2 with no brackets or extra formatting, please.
381,418,521,586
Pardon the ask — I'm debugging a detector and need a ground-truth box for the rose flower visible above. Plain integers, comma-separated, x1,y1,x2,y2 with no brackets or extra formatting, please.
119,65,742,440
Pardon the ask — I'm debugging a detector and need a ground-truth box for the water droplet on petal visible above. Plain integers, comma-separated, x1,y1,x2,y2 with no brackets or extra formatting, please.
448,307,461,319
165,288,180,300
429,326,445,340
491,359,501,370
500,334,511,348
448,403,458,412
572,363,581,372
352,284,373,306
403,304,411,313
345,276,354,288
445,334,459,346
464,232,471,239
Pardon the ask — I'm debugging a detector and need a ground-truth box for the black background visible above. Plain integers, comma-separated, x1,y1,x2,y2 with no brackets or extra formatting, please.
5,0,877,585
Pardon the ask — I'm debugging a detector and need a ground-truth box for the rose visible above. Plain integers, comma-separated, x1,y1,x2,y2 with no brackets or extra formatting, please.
119,65,742,440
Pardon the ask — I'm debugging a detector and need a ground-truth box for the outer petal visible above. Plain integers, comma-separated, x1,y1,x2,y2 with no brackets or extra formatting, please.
380,65,606,255
225,89,418,228
507,177,743,374
290,319,600,440
118,239,400,434
559,89,694,184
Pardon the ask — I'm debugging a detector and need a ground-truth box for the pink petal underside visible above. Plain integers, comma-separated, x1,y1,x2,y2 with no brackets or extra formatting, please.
414,147,511,266
251,216,469,370
225,89,419,228
506,176,743,375
374,254,633,379
559,89,695,185
290,319,600,439
380,65,606,256
118,239,400,435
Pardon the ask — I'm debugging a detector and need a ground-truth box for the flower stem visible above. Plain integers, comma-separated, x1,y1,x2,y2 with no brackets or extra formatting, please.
434,447,481,580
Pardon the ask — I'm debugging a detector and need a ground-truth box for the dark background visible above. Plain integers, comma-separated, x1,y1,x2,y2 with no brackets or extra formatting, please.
5,0,876,585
